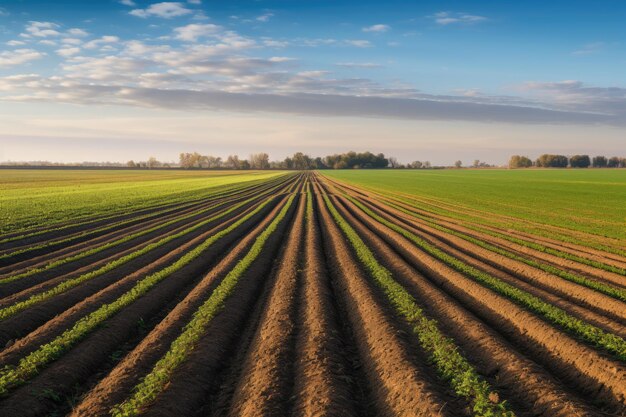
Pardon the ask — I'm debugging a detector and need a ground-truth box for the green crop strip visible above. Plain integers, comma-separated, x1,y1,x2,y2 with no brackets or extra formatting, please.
0,193,267,321
322,193,513,417
0,174,288,258
321,173,626,258
373,190,626,259
1,177,289,284
343,194,626,361
2,171,288,237
375,194,625,277
111,194,296,417
375,198,626,302
0,195,278,396
0,179,254,246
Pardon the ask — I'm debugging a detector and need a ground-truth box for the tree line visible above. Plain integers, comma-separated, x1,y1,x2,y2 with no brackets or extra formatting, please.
509,154,626,168
173,151,439,170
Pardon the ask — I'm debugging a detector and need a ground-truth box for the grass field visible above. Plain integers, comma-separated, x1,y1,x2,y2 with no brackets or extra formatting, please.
0,170,285,236
0,169,623,417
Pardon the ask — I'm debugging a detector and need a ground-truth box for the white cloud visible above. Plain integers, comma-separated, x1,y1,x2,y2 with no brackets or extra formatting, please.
38,40,57,46
263,39,289,48
432,12,487,25
268,57,295,63
119,0,136,5
174,23,221,42
62,38,83,45
0,49,45,68
56,47,81,57
344,40,372,48
256,13,274,22
23,21,61,38
67,28,89,37
130,2,192,19
188,0,202,4
363,24,390,33
6,40,26,46
84,36,120,49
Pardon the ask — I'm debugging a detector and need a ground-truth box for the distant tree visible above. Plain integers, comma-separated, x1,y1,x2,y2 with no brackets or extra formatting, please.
508,155,532,168
536,154,568,168
388,157,400,168
408,161,423,169
423,161,431,169
240,160,251,170
225,155,241,169
292,152,312,170
147,157,160,169
249,153,270,169
592,155,608,168
126,160,137,168
472,159,481,168
179,152,202,169
454,160,462,168
569,155,590,168
607,156,620,168
620,158,626,168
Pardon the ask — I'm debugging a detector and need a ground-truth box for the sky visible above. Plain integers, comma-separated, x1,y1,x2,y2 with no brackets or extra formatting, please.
0,0,625,164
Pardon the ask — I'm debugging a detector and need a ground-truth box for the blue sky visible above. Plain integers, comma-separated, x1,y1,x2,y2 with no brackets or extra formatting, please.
0,0,624,163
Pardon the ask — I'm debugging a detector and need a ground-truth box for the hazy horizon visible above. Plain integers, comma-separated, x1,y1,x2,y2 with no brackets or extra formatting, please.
1,0,625,165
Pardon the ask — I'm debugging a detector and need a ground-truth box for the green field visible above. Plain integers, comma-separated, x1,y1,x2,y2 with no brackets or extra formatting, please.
0,169,285,235
323,169,626,243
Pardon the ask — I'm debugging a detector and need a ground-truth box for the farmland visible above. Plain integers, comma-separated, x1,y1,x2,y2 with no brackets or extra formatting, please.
0,168,624,417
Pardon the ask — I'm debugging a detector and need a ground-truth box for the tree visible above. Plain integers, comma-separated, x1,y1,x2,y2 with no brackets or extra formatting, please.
147,156,160,169
408,161,423,169
620,158,626,168
423,161,431,169
126,160,136,168
473,160,481,168
224,155,241,169
569,155,590,168
454,160,462,168
249,153,270,169
536,154,568,168
179,152,202,169
292,152,312,170
607,156,620,168
508,155,532,168
592,155,608,168
388,157,400,168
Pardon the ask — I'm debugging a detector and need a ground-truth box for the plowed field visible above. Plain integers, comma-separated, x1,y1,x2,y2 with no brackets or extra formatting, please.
0,170,624,417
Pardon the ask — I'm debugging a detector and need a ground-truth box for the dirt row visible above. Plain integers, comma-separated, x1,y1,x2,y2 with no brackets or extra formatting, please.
317,176,626,414
0,179,299,417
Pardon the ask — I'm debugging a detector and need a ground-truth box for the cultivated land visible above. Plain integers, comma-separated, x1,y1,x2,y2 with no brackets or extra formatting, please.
0,169,624,417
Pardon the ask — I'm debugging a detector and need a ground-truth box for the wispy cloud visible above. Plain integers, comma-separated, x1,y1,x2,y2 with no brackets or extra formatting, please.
336,62,383,68
130,2,192,19
572,42,605,56
119,0,136,6
363,24,390,33
344,40,372,48
256,13,274,22
432,12,487,25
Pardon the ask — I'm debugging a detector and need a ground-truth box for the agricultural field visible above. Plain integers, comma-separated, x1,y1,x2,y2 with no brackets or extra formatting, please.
0,168,624,417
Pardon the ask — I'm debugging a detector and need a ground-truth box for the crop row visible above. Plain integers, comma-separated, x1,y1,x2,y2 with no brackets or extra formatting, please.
340,193,626,360
0,194,278,395
111,194,296,416
0,174,292,283
320,190,513,417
